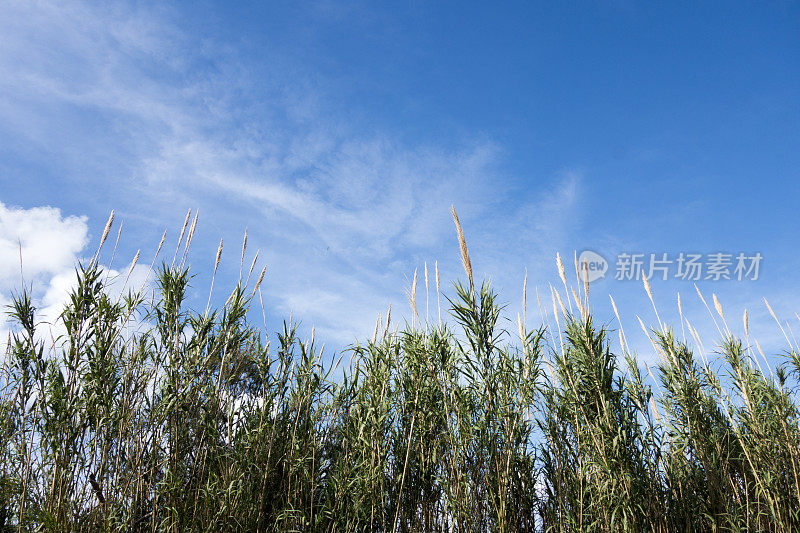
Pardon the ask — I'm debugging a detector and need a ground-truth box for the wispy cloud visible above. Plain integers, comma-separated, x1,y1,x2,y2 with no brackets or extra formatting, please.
0,0,580,347
1,1,794,369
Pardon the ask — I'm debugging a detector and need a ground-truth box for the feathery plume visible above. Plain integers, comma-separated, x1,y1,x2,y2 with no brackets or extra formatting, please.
186,210,199,247
556,252,567,287
643,272,653,301
127,250,140,278
523,268,528,327
384,303,392,337
713,293,725,321
99,210,114,249
571,287,584,318
178,209,191,247
109,219,124,268
240,228,248,272
119,249,141,293
246,250,259,285
409,268,418,323
554,287,567,317
424,262,429,326
451,206,474,292
678,292,686,343
92,210,115,266
155,229,167,260
173,208,191,266
743,308,749,338
251,265,267,297
582,258,589,312
180,210,199,268
550,285,565,355
205,237,224,318
214,238,223,274
556,252,571,314
609,294,620,321
609,294,629,356
643,274,663,331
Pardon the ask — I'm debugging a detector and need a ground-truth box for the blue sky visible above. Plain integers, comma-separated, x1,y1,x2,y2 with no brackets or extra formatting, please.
1,1,799,367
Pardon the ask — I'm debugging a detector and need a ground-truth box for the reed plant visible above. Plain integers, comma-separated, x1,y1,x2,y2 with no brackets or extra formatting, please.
1,210,798,531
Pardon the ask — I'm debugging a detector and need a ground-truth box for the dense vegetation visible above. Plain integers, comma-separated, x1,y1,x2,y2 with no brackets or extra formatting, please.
2,211,799,531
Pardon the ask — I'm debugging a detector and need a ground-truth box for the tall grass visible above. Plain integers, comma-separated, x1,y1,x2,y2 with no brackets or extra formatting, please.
1,211,799,531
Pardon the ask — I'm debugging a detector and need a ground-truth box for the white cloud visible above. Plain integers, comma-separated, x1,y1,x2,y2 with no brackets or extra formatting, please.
0,201,87,349
0,203,88,288
0,201,151,353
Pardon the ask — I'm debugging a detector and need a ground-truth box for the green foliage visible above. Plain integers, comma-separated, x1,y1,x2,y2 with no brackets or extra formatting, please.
0,261,798,532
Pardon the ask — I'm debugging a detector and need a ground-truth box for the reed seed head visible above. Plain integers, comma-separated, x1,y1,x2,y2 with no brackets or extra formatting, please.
99,210,114,248
743,308,749,337
214,238,223,273
451,206,473,291
556,252,567,288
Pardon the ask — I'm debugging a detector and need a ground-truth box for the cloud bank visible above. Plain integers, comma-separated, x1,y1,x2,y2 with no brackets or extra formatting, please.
0,201,150,353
